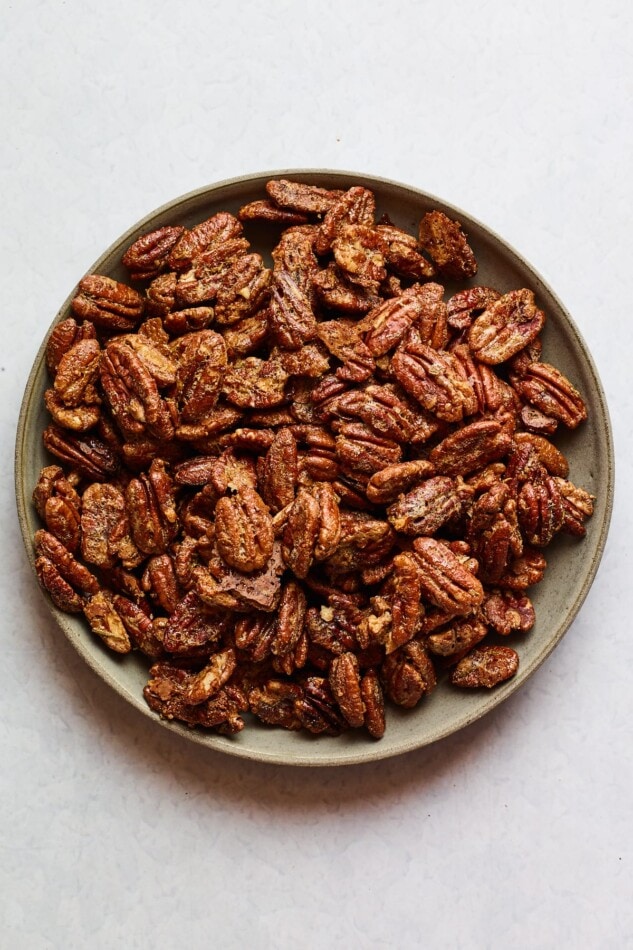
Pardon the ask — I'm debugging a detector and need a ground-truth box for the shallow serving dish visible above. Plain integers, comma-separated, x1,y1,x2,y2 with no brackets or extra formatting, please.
15,170,614,766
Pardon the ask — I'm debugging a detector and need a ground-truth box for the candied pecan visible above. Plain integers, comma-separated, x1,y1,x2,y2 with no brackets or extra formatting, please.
81,482,140,569
141,554,181,615
509,361,588,429
329,652,365,727
122,226,186,280
162,591,229,654
392,342,478,422
206,449,257,497
222,356,288,409
315,319,375,382
427,617,488,658
331,224,387,290
258,428,297,513
222,310,270,359
269,271,318,350
324,511,395,575
146,272,177,317
295,676,347,735
519,404,558,436
375,552,423,653
418,210,477,280
213,254,271,326
517,474,565,547
497,548,547,590
387,477,469,536
430,419,512,476
163,305,215,335
183,648,237,705
214,486,274,573
381,640,437,708
314,186,376,255
72,275,145,331
271,225,319,298
450,645,519,688
43,425,119,481
113,595,164,657
360,669,386,738
412,537,484,616
483,590,535,636
334,422,402,476
176,238,251,306
34,529,99,612
446,286,501,332
144,662,245,732
53,338,101,408
275,343,330,378
125,459,178,555
281,487,320,579
450,343,508,415
195,542,284,613
468,485,523,584
46,318,97,375
238,199,309,225
359,284,442,357
312,265,381,315
555,477,595,537
33,466,82,553
266,179,344,214
366,459,435,504
468,289,545,364
248,680,304,730
100,340,175,441
167,212,244,272
175,330,227,423
321,384,418,444
272,580,307,657
82,590,132,653
376,223,436,280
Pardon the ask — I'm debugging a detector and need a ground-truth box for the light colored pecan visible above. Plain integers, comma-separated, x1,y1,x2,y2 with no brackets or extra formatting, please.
126,459,178,555
450,645,519,688
483,590,535,635
81,482,140,569
391,342,478,422
412,537,484,616
381,640,437,708
222,356,288,409
468,289,545,364
366,459,435,505
71,275,145,331
388,476,469,536
175,238,251,305
430,419,512,476
269,271,318,350
100,340,174,441
214,486,274,573
418,210,477,280
122,226,186,280
510,361,588,429
43,424,119,481
167,212,244,272
46,318,97,375
447,286,501,331
329,652,365,727
33,466,82,553
427,617,488,657
183,648,237,705
238,199,309,225
314,186,376,255
266,179,344,214
214,254,272,326
44,389,100,432
83,590,132,654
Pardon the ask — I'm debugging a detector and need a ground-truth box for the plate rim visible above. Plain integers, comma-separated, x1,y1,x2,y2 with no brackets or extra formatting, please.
15,168,615,767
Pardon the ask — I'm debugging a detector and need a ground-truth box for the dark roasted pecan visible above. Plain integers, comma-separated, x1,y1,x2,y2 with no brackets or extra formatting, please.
295,676,348,735
360,670,386,738
482,590,535,635
43,425,119,481
214,486,274,573
450,645,519,688
412,537,484,616
167,213,244,272
418,210,477,280
72,275,145,331
387,477,469,536
238,199,309,225
46,318,97,374
392,342,478,422
126,459,178,555
141,554,182,615
509,361,588,429
248,679,304,730
33,466,82,553
381,640,437,708
335,422,402,476
314,186,376,255
222,356,288,409
162,591,229,654
329,652,365,727
195,542,284,613
34,529,99,613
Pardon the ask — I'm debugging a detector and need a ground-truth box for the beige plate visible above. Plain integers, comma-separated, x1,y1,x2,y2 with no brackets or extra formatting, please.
15,170,614,766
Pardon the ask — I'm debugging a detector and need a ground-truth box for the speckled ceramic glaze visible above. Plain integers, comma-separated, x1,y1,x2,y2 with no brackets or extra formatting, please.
15,170,614,766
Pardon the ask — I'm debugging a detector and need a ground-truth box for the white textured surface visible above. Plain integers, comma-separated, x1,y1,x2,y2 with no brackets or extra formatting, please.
1,1,631,947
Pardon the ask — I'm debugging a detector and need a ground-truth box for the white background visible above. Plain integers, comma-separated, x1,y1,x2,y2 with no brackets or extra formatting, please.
1,1,631,948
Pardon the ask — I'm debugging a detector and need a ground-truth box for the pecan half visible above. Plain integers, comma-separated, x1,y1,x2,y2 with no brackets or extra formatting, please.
468,289,545,364
418,210,477,280
72,275,145,331
412,537,484,616
214,486,274,573
122,226,185,281
450,645,519,688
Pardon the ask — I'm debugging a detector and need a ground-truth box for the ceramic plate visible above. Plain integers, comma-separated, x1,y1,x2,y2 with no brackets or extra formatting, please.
15,170,614,766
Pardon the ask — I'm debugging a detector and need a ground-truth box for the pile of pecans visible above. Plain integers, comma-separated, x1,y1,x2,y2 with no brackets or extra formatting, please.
32,178,594,740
